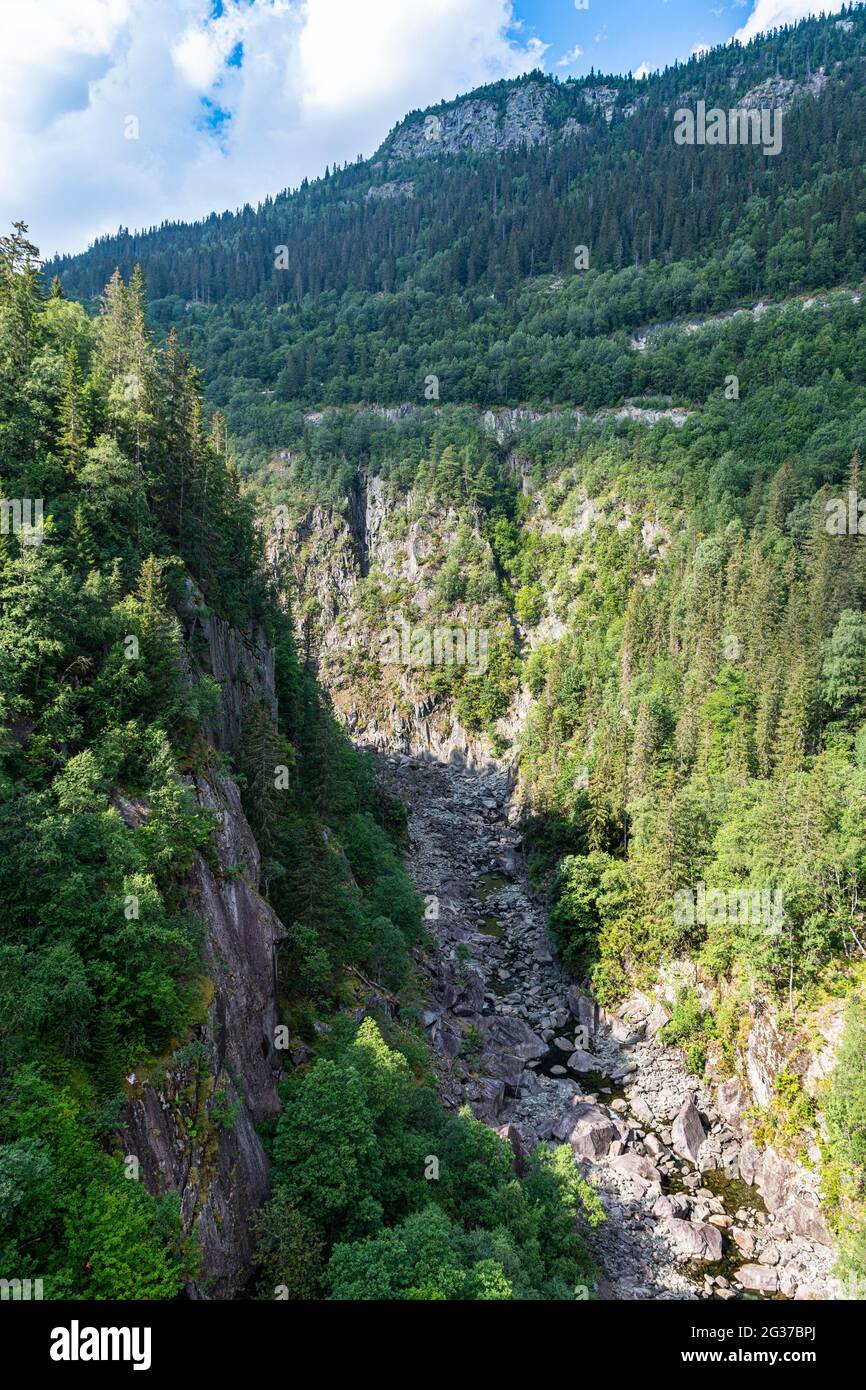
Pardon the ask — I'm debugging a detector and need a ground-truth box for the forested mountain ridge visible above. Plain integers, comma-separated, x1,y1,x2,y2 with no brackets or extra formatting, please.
45,7,866,467
51,5,866,306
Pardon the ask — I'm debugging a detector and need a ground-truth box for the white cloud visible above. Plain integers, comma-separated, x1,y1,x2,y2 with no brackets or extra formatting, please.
691,42,711,57
633,61,652,79
734,0,845,43
0,0,130,132
556,44,584,68
172,26,233,92
0,0,549,257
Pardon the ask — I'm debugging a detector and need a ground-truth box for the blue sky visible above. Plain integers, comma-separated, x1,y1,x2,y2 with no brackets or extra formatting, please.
511,0,754,78
0,1,849,258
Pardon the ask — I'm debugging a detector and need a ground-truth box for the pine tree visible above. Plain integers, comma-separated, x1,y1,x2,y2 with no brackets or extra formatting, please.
775,655,813,775
0,221,43,379
125,263,157,481
96,268,129,387
58,345,86,471
627,699,657,803
71,504,97,572
128,554,183,717
766,459,799,531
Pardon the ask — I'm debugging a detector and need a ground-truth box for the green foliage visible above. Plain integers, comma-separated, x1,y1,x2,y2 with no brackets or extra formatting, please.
548,851,614,975
265,1020,601,1299
325,1204,513,1301
824,997,866,1287
273,1055,384,1241
280,922,333,1003
461,1024,484,1070
251,1189,324,1300
0,721,211,1080
659,987,716,1077
747,1070,816,1156
0,1068,192,1298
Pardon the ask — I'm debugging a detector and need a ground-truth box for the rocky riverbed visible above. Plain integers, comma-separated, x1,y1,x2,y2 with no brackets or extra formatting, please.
383,752,840,1302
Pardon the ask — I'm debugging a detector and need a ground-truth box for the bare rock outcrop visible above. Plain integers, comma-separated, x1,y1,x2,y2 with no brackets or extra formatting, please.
117,604,285,1298
119,772,285,1298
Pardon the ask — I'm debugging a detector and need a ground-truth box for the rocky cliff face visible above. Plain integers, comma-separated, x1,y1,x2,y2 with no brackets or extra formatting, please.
267,415,677,766
269,473,508,767
376,66,833,167
117,599,284,1299
180,579,276,753
383,81,555,162
377,76,680,165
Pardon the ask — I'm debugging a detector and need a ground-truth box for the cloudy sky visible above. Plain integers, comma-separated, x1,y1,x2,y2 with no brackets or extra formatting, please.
0,0,849,258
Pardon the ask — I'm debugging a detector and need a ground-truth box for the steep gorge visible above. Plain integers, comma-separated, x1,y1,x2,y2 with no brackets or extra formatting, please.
270,451,848,1301
380,753,837,1300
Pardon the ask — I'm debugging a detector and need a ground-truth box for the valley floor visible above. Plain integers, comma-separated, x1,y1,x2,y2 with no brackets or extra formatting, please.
380,752,840,1302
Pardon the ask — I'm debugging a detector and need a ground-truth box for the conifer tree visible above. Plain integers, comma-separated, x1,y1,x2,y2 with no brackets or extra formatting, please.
71,504,97,572
0,221,43,379
58,344,86,471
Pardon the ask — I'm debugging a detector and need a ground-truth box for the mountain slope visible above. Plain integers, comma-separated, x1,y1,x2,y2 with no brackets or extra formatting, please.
52,10,866,307
45,9,866,469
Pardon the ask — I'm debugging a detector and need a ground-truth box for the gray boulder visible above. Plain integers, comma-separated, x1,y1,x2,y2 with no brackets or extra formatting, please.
737,1263,779,1294
757,1146,789,1211
480,1049,524,1096
671,1099,706,1164
482,1015,546,1061
653,1193,691,1219
566,987,598,1035
469,1075,506,1119
609,1018,646,1046
662,1217,723,1263
610,1152,663,1193
559,1104,618,1160
630,1096,655,1127
566,1048,600,1072
776,1195,832,1246
716,1076,750,1133
738,1139,764,1186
